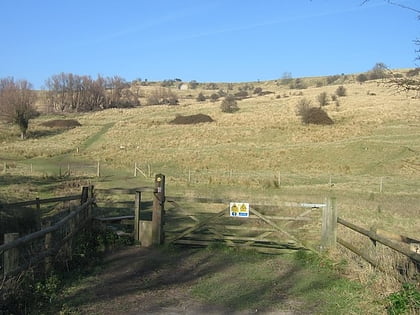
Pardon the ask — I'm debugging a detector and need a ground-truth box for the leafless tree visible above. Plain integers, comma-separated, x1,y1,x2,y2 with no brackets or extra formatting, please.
0,77,37,139
362,1,420,95
45,73,138,112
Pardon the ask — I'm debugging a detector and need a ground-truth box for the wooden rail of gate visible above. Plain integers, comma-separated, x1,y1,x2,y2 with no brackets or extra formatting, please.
0,186,94,277
162,196,334,254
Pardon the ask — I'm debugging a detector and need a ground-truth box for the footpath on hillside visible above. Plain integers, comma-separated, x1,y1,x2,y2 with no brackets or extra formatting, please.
53,245,374,314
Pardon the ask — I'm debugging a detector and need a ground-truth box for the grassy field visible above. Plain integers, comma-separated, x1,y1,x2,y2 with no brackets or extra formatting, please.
1,73,419,306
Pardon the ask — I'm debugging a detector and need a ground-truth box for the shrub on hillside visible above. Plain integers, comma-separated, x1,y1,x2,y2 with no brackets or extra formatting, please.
335,85,347,97
169,114,214,125
196,92,206,102
406,68,420,77
253,87,263,95
210,93,220,102
289,78,307,89
356,73,368,83
221,95,239,113
295,98,312,118
189,80,199,89
326,75,341,85
40,119,81,128
147,88,179,105
234,90,248,99
296,98,333,125
317,92,329,106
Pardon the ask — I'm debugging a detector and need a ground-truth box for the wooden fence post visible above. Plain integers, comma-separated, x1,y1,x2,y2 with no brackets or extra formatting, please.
321,197,337,251
134,191,141,242
152,174,165,245
96,161,101,177
4,233,19,276
89,185,94,218
81,186,89,205
44,221,53,273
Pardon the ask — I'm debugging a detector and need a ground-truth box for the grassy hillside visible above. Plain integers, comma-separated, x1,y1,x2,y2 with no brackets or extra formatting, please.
1,72,419,306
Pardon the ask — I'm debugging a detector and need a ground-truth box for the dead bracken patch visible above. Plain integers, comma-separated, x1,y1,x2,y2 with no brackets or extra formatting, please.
40,119,82,128
169,114,214,125
304,107,334,125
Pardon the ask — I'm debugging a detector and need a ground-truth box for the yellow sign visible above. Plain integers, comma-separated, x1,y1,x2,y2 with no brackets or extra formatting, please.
230,202,249,217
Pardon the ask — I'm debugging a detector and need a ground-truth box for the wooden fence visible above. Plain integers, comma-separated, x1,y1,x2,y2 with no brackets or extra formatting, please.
0,186,95,277
321,203,420,282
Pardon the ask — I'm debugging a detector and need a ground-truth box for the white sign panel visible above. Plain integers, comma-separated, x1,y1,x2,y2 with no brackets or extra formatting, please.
230,202,249,218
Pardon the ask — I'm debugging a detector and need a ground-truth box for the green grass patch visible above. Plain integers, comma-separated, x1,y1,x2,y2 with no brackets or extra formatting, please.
190,248,379,314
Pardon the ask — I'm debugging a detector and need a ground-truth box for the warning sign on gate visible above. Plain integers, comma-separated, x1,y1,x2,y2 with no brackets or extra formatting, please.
230,202,249,218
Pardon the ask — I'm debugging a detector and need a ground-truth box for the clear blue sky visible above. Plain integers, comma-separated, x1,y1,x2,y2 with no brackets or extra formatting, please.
0,0,418,89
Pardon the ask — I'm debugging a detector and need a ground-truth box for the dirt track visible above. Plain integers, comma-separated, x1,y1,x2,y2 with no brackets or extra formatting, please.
62,246,314,314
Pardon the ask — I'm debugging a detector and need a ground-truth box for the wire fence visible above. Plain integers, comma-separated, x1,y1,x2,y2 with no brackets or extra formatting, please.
1,160,419,195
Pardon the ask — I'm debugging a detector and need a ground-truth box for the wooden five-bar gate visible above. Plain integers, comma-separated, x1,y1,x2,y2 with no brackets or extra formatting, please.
132,174,334,254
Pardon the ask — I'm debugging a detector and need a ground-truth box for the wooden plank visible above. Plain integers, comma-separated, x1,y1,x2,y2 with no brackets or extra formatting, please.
95,187,154,195
134,191,141,242
167,211,312,222
4,233,19,276
338,217,420,263
249,208,304,248
94,215,134,222
172,239,301,254
168,207,228,243
373,228,419,245
3,195,81,207
321,197,337,250
337,237,378,267
168,197,325,209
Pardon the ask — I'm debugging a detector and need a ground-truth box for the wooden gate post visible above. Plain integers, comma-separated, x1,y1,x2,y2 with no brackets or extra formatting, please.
134,191,141,242
81,186,89,205
321,197,337,251
4,233,19,276
152,174,165,245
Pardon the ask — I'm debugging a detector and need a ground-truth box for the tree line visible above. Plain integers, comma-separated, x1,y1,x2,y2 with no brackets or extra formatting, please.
44,73,139,112
0,73,139,139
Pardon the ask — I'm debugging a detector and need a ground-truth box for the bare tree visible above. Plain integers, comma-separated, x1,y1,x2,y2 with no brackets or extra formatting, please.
362,1,420,95
0,77,37,139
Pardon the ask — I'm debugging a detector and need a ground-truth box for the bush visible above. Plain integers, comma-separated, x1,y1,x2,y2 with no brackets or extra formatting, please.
326,75,341,85
317,92,329,106
356,73,368,83
40,119,81,128
296,98,333,125
189,80,199,89
253,87,263,94
406,68,420,77
147,88,179,105
335,85,347,97
295,98,312,117
234,90,248,99
196,92,206,102
169,114,214,124
221,95,239,113
290,78,307,89
366,62,388,81
210,93,220,102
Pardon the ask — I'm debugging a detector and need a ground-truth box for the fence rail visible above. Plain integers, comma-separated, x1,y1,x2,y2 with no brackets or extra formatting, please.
321,210,420,283
1,195,81,208
0,186,94,277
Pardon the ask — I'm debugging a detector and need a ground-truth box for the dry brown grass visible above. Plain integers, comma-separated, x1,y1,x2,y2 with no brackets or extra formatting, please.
1,73,419,300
